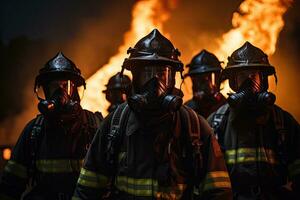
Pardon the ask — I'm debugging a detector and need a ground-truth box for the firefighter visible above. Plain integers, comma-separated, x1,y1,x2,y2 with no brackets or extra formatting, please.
0,52,103,200
208,42,300,200
184,50,226,118
73,29,232,200
103,72,132,113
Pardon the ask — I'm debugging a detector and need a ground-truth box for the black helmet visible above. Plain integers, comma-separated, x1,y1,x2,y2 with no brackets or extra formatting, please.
122,29,183,72
221,41,275,80
185,49,222,77
103,72,132,93
35,52,85,88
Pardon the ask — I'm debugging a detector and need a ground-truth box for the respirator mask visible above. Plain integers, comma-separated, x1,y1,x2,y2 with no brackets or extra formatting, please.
35,79,82,120
128,65,182,113
228,70,276,109
191,72,223,103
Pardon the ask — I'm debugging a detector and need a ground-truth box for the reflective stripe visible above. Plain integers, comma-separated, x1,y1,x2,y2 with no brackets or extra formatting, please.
225,148,278,165
4,160,27,179
115,176,187,198
115,176,158,196
203,171,231,191
77,168,108,188
288,159,300,177
36,159,83,173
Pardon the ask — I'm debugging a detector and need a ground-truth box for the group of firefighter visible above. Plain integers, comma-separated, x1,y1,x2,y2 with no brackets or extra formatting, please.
0,29,299,200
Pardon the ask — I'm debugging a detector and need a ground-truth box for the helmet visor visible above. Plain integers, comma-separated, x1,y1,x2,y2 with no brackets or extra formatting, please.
231,69,267,93
191,72,219,94
35,79,84,101
43,80,74,98
131,65,175,92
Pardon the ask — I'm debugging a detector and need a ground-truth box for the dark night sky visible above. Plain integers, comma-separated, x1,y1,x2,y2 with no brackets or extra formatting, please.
0,0,299,144
1,0,132,42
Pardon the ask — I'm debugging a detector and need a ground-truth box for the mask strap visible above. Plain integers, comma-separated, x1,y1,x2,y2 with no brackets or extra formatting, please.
34,86,44,101
180,71,184,91
274,73,278,85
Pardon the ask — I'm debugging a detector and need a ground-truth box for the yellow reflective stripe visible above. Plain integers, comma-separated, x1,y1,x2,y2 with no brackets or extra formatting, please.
226,148,276,156
225,148,278,164
203,181,232,191
77,168,108,188
203,171,231,191
36,159,83,173
206,171,229,179
4,160,27,179
288,159,300,177
115,176,187,197
115,176,158,196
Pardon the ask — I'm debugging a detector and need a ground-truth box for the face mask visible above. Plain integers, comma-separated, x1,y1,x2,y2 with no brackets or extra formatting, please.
38,87,80,113
191,73,221,102
128,77,182,113
37,83,82,120
228,77,276,108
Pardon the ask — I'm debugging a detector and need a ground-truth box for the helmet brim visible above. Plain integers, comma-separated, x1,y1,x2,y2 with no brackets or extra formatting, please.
122,56,183,72
221,64,275,81
35,71,86,87
184,65,222,78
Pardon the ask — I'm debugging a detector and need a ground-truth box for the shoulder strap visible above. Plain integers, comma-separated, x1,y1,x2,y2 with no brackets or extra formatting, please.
106,103,130,168
211,104,229,151
179,106,203,184
211,103,230,131
180,105,201,138
28,114,44,183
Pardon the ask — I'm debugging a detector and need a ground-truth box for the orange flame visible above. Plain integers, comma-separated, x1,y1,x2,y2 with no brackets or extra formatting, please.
81,0,176,116
215,0,292,61
183,0,293,99
82,0,292,115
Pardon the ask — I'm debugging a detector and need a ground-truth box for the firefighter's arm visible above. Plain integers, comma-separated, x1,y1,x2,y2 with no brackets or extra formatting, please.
198,116,232,200
285,112,300,195
0,120,35,200
73,114,112,200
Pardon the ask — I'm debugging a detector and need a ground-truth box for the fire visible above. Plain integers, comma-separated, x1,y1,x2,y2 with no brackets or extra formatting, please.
215,0,292,62
183,0,293,99
81,0,176,116
81,0,292,115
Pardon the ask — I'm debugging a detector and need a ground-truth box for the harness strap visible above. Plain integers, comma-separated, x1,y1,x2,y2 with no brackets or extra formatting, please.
211,104,230,151
179,106,203,185
28,115,44,183
211,104,229,131
107,103,130,167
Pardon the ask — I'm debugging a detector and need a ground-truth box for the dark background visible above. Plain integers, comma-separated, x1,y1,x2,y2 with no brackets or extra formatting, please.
0,0,299,145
